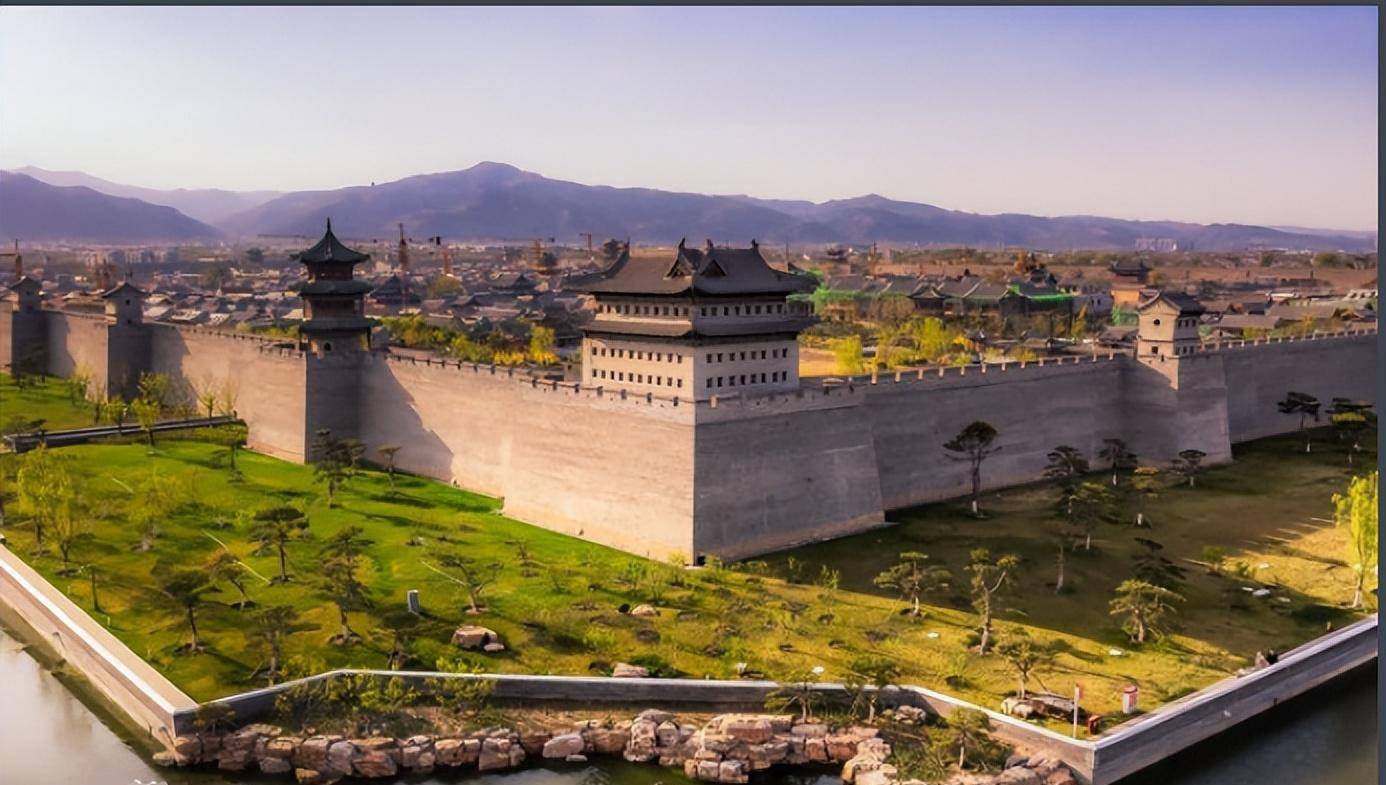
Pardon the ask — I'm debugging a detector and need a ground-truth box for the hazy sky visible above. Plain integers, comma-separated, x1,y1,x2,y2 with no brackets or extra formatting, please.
0,6,1377,229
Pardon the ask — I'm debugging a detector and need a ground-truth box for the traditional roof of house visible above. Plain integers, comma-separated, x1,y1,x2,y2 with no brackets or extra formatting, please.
296,219,370,265
1138,291,1205,315
582,239,816,297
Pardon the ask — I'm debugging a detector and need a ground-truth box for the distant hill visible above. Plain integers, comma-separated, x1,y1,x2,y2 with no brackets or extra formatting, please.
13,165,281,226
220,162,1373,252
0,172,222,243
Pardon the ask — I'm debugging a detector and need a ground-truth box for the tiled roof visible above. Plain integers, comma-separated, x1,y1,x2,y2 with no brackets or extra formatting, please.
582,240,816,297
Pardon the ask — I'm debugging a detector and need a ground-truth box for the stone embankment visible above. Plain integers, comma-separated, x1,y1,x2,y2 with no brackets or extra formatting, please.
154,711,1078,785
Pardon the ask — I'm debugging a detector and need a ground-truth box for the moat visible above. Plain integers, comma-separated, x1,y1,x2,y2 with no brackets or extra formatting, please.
1,627,1375,785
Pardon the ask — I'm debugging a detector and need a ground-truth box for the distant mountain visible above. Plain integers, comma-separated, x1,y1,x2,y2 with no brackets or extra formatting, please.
13,165,281,226
219,162,1373,252
0,172,222,243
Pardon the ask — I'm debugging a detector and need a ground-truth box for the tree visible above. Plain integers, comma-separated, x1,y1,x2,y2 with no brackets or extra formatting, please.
434,553,500,614
65,367,92,407
846,655,901,723
995,633,1054,698
1098,439,1137,486
1043,445,1089,497
137,371,172,408
1109,579,1182,644
321,526,373,644
601,238,624,262
527,324,558,366
253,605,316,684
1200,545,1227,576
160,569,214,653
249,506,310,583
944,421,1002,516
1332,472,1377,609
1131,537,1187,588
204,550,252,609
311,429,363,507
127,469,181,551
1126,466,1162,527
130,397,161,451
1168,449,1207,488
1058,481,1118,552
376,445,402,494
947,708,1007,771
1277,392,1321,453
967,548,1020,654
1328,399,1374,467
15,445,74,553
207,424,248,476
872,551,952,616
49,497,87,574
832,335,865,375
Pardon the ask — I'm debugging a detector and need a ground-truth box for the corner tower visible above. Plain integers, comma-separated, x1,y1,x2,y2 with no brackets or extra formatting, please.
579,239,817,400
1136,291,1204,362
297,219,375,355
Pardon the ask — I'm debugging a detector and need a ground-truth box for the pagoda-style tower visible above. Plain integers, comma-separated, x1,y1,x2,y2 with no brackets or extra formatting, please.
297,219,374,354
297,220,373,456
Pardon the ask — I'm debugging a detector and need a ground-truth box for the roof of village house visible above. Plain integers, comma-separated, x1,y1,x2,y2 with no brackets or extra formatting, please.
1138,291,1205,315
582,239,816,297
296,219,370,265
1110,258,1151,276
6,275,40,293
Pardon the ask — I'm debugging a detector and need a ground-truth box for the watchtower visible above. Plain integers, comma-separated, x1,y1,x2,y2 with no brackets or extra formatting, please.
297,219,374,356
1137,291,1204,362
296,219,374,455
1,276,45,375
102,281,146,326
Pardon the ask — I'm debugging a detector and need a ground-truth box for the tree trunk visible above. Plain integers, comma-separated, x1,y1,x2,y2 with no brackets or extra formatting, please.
1054,544,1065,594
90,571,101,613
187,607,200,650
277,544,288,581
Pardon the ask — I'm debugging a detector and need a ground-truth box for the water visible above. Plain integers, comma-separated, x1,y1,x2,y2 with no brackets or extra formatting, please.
0,625,1375,785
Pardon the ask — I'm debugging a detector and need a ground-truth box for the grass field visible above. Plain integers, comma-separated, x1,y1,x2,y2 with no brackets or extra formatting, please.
0,379,1374,725
1,372,95,431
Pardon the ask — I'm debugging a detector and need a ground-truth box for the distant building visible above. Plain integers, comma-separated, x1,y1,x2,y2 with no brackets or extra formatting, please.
1137,291,1204,359
1135,238,1182,253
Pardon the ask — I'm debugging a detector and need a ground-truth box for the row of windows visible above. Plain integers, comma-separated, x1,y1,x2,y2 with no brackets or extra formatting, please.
598,302,788,318
706,348,790,363
1151,317,1198,329
705,371,789,389
593,369,685,388
1149,344,1197,356
592,346,684,363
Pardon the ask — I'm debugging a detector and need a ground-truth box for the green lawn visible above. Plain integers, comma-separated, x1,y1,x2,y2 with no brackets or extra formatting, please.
1,372,96,432
0,418,1373,724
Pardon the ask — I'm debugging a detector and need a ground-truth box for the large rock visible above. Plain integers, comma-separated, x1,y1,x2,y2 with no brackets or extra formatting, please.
265,737,301,760
825,734,861,763
353,749,398,778
722,716,774,744
1044,770,1077,785
452,625,502,649
293,768,342,785
587,726,631,754
855,766,899,785
719,759,749,784
479,737,518,771
172,735,201,761
544,733,587,759
655,720,681,748
613,662,651,678
995,767,1042,785
259,757,293,775
326,740,356,775
295,736,340,770
625,718,659,762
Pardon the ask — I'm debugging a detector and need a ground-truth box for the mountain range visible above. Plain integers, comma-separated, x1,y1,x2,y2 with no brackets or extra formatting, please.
3,162,1375,252
0,172,222,243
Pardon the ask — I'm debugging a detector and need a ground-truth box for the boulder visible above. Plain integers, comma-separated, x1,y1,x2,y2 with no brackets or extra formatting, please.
856,765,900,785
695,759,721,781
637,709,674,724
353,749,398,778
625,719,659,762
520,732,553,756
656,720,681,748
825,735,861,763
414,751,437,773
1005,754,1030,770
452,625,502,649
805,737,829,763
791,723,828,738
630,604,659,617
172,735,201,761
722,717,774,744
400,742,432,769
479,738,515,771
295,736,338,770
587,726,631,754
745,741,790,770
483,642,507,653
565,754,589,763
1045,770,1077,785
265,737,301,760
326,740,356,775
613,662,651,678
151,751,188,768
259,757,293,775
719,759,749,784
544,733,586,759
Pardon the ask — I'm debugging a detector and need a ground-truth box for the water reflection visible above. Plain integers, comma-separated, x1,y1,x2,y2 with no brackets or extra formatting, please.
0,625,1375,785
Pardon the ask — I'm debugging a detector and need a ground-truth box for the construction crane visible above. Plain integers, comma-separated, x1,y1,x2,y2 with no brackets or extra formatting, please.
428,236,453,277
578,232,594,255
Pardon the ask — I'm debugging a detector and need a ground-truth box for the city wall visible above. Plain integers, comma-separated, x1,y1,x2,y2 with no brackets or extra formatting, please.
357,355,699,559
2,310,1377,560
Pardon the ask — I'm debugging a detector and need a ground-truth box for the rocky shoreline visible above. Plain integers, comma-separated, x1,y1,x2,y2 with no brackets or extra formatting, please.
154,710,1079,785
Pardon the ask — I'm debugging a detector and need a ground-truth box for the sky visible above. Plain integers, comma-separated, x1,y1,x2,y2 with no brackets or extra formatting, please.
0,6,1377,230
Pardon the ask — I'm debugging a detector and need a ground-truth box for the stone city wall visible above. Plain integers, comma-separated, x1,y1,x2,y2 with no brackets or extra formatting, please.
357,354,699,559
